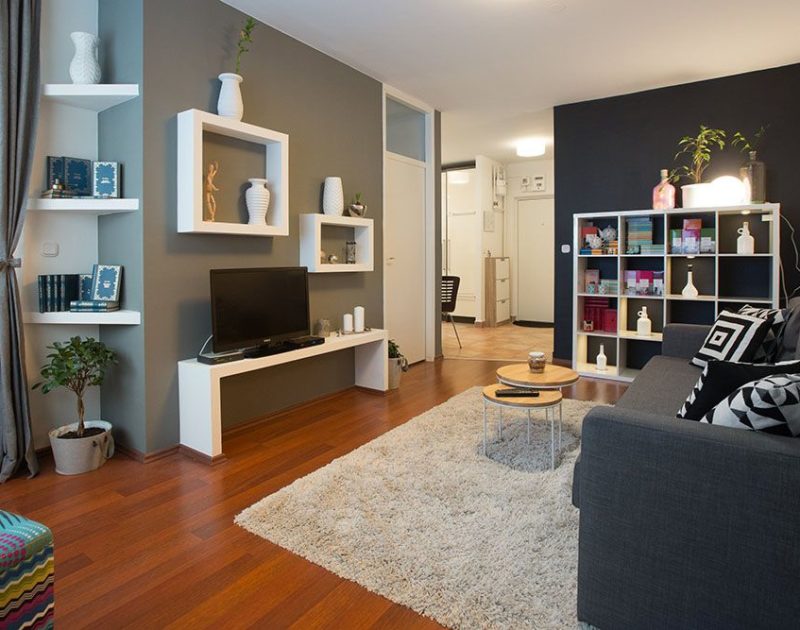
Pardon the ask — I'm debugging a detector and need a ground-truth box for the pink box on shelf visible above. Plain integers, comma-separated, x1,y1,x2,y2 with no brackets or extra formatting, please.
603,309,617,332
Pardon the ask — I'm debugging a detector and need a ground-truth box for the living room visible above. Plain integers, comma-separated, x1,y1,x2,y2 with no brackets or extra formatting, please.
2,1,800,628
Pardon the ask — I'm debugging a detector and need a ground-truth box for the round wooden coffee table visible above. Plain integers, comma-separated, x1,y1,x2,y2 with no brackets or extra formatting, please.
496,363,579,391
482,384,563,469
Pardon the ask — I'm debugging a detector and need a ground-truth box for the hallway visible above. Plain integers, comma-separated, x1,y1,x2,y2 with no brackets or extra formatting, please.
441,321,554,362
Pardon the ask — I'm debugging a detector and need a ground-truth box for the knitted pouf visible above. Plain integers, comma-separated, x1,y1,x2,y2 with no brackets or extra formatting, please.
0,511,54,628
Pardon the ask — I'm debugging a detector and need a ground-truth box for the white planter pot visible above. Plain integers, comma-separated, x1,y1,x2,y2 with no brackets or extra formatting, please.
388,358,404,390
681,183,714,209
217,72,243,120
245,178,271,225
69,32,101,84
49,420,114,476
323,177,344,216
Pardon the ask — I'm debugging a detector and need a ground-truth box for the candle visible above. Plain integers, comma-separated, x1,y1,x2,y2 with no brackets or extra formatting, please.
343,313,354,333
354,306,365,333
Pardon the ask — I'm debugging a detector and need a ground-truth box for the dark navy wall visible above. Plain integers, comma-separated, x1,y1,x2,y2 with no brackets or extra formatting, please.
553,63,800,361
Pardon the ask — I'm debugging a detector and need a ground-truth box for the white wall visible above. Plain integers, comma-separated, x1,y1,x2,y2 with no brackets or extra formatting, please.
474,155,505,323
20,0,102,447
503,158,555,319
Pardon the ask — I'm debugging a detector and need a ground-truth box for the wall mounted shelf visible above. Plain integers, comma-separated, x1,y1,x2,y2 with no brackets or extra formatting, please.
177,108,289,236
42,83,139,112
299,214,374,272
24,310,141,325
27,198,139,215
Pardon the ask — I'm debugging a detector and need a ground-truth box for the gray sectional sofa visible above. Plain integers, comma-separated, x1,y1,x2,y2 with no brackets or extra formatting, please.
573,323,800,630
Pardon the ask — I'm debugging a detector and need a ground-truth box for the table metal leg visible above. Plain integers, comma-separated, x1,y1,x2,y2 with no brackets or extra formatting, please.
558,401,563,451
549,406,555,470
483,399,487,456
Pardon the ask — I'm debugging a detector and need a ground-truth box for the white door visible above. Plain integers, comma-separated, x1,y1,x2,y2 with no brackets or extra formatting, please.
517,198,555,323
385,153,427,364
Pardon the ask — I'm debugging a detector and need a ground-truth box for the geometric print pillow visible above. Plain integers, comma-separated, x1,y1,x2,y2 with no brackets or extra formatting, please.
738,304,787,363
691,310,774,369
701,373,800,436
677,359,800,420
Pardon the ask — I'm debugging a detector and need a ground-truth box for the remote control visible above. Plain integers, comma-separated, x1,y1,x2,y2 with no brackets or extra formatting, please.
495,388,540,398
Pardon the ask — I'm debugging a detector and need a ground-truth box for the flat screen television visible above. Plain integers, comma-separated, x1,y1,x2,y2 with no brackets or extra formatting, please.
210,267,310,353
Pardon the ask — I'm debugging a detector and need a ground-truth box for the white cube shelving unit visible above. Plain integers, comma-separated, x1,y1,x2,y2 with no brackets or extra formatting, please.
177,108,289,236
299,214,374,272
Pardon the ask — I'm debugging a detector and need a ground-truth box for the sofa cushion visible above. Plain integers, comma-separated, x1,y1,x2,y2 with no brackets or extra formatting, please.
678,359,800,420
691,310,773,368
616,355,701,415
702,373,800,436
738,304,786,362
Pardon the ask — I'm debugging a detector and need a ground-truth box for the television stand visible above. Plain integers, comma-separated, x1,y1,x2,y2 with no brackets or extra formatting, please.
178,328,388,463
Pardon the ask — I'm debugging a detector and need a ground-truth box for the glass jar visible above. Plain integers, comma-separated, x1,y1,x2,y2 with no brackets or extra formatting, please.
744,150,766,203
346,241,357,264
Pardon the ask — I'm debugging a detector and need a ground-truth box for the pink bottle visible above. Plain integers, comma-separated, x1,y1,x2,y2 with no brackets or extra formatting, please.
652,169,675,210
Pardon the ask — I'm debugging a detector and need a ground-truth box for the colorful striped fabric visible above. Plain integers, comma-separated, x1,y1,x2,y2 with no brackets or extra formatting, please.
0,511,54,629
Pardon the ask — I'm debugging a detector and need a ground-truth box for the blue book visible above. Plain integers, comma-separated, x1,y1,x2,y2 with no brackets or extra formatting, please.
46,156,65,189
92,162,120,198
65,157,92,195
90,265,122,302
79,274,93,300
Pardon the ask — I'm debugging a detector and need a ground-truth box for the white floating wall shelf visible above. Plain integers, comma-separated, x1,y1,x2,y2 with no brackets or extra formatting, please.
299,214,374,272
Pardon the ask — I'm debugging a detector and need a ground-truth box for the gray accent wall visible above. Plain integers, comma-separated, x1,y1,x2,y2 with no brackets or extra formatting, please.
139,0,384,451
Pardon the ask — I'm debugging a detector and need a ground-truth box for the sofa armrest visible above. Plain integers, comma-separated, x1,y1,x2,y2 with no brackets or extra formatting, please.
661,323,709,359
577,405,800,630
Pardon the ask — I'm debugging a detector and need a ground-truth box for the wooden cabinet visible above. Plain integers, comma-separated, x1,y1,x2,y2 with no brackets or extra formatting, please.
484,256,511,327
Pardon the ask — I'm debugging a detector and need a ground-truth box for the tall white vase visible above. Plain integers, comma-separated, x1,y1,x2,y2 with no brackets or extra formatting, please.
217,73,243,121
245,178,270,225
69,32,101,84
323,177,344,216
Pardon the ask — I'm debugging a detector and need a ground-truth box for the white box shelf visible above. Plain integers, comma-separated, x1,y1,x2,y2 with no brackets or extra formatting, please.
24,310,141,325
42,84,139,112
177,109,289,236
27,198,139,215
299,214,374,273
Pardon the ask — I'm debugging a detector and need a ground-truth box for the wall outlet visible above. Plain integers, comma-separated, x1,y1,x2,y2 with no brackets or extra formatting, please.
533,174,546,192
521,176,531,188
561,244,571,254
41,242,59,257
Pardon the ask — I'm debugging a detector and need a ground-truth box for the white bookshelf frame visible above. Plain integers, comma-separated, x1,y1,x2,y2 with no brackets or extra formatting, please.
177,108,289,236
572,203,781,382
299,214,374,272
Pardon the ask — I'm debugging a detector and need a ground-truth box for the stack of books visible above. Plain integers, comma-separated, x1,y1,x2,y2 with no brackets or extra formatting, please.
38,265,122,313
583,297,617,333
626,217,654,254
624,270,665,296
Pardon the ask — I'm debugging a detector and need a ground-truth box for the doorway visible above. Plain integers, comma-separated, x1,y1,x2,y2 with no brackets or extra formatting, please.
516,198,554,324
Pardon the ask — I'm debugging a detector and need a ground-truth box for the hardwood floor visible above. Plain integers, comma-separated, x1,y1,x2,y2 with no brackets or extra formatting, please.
3,359,625,629
442,321,555,362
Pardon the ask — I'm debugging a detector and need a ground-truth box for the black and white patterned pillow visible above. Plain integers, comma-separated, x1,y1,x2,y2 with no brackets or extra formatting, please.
691,310,773,369
677,359,800,419
738,305,787,363
702,373,800,436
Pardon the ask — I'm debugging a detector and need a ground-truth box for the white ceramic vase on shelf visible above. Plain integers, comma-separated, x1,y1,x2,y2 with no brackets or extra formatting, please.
323,177,344,216
737,221,755,254
69,32,101,84
681,183,713,209
637,307,652,337
217,73,243,120
596,344,608,372
682,266,699,298
245,178,270,225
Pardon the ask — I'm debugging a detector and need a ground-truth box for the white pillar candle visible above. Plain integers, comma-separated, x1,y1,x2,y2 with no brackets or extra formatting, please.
354,306,365,333
343,313,354,333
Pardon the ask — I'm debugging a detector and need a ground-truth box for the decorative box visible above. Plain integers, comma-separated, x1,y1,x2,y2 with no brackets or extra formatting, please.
603,309,618,332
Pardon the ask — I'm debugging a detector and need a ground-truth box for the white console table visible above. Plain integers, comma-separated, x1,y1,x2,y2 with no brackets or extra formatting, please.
178,328,388,462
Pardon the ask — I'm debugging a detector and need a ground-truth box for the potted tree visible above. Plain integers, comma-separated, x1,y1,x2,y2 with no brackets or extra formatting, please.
670,125,726,208
33,336,117,475
388,339,409,390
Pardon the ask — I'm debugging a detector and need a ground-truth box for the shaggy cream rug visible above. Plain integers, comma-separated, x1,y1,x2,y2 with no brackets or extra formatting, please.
235,387,601,629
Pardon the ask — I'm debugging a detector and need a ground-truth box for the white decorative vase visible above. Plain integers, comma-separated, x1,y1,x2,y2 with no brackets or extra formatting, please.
636,307,652,337
49,420,114,476
69,32,101,84
596,344,608,372
388,358,404,390
682,268,699,298
245,178,270,225
681,183,713,209
323,177,344,216
217,72,243,120
737,221,755,255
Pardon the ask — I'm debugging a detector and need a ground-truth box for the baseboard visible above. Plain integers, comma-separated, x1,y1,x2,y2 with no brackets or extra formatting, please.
177,445,227,466
551,357,571,367
447,315,475,324
116,443,180,464
513,320,554,328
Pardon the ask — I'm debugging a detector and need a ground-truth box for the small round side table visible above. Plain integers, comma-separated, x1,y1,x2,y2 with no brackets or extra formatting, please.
496,363,579,391
481,384,564,469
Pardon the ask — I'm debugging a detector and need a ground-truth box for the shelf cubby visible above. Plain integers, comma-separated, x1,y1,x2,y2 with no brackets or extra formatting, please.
717,210,773,254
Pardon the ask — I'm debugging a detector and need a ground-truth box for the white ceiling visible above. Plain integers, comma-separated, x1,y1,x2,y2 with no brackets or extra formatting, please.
224,0,800,164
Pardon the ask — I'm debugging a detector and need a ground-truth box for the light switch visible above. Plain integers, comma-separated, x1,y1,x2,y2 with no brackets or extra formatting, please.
41,242,59,257
561,244,571,254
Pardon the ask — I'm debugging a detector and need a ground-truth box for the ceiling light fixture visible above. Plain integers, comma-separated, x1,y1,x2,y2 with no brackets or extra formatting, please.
516,138,546,158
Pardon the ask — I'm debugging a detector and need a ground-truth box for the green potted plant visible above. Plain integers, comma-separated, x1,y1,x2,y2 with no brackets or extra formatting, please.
217,16,257,120
348,192,368,217
33,336,117,475
388,339,409,390
670,125,726,208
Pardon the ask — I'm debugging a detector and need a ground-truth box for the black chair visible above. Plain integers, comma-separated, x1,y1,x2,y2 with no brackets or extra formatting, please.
441,276,462,349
